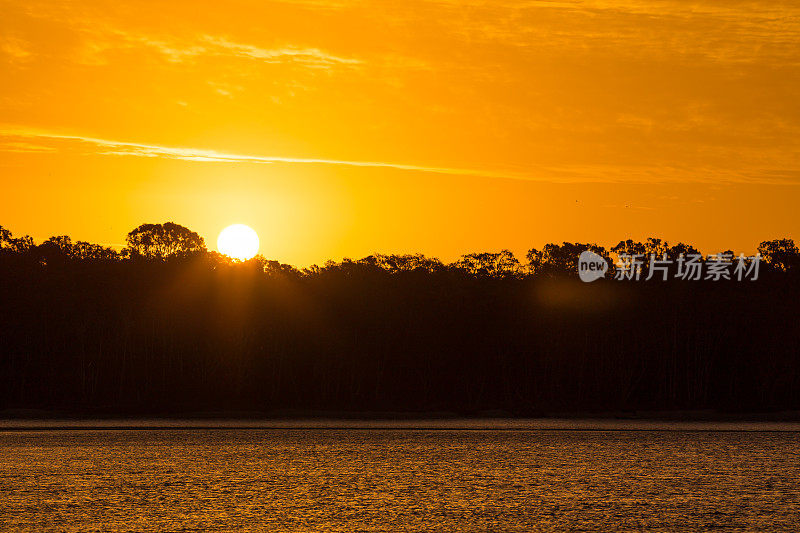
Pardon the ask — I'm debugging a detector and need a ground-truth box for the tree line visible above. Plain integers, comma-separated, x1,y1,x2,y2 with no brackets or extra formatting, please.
2,222,798,276
1,222,799,416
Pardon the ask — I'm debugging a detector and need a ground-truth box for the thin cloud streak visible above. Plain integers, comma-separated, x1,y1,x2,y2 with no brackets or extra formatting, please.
121,33,362,68
6,2,363,69
1,128,797,185
201,36,361,67
0,128,527,180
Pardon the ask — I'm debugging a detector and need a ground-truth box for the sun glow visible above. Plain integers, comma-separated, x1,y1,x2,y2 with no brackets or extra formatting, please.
218,224,259,260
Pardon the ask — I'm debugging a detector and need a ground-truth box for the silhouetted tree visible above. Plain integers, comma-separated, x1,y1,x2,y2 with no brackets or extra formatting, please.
758,238,799,271
125,222,206,259
666,242,701,261
0,226,10,250
11,235,34,254
454,250,521,278
644,237,669,258
611,239,646,257
530,242,609,276
73,241,119,261
361,253,445,274
36,235,75,265
258,256,302,278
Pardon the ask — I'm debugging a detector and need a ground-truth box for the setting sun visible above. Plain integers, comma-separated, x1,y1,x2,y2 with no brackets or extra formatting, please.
217,224,259,260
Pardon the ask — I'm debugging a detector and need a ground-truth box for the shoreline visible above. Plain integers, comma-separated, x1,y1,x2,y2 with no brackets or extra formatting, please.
3,411,800,432
4,408,800,421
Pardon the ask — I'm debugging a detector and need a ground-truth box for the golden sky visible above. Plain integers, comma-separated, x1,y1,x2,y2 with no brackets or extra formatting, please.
1,0,799,264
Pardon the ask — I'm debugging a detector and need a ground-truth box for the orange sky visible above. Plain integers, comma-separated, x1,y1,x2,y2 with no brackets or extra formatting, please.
1,0,799,265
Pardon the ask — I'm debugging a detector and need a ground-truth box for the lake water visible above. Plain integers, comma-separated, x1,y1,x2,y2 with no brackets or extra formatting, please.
2,420,799,531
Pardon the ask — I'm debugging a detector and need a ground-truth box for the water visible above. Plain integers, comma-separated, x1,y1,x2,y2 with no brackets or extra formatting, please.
2,421,800,531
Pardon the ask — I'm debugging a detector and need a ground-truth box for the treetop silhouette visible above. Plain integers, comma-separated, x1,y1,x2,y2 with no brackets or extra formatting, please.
125,222,206,260
1,223,798,277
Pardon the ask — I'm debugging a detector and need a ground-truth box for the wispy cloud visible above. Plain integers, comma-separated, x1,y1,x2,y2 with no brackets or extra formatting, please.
1,128,797,185
0,36,33,63
116,33,362,68
0,128,527,180
5,2,363,69
0,140,55,153
200,36,361,67
59,28,359,69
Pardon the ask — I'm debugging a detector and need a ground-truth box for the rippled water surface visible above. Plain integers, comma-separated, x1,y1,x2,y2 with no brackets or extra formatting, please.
2,423,800,531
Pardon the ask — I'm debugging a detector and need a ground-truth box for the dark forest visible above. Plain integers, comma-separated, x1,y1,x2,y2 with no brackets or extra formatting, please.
1,223,799,416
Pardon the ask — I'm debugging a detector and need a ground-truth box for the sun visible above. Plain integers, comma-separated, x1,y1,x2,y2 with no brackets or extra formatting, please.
218,224,259,260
